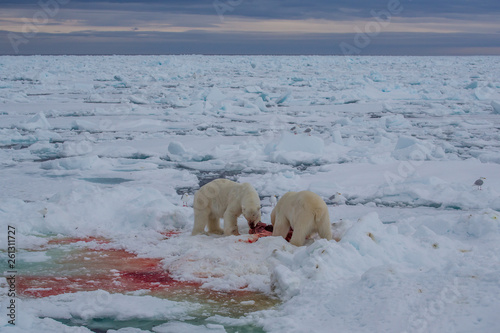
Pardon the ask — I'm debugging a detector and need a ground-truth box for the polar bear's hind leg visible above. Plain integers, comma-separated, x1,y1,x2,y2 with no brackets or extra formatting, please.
289,211,314,246
192,209,209,235
273,214,291,240
316,213,332,241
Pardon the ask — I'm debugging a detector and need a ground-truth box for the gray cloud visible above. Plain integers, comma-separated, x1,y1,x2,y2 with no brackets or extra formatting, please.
3,0,500,20
1,29,499,55
1,0,499,55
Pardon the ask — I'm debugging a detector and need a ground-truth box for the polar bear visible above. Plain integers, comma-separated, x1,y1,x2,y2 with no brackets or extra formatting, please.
271,190,332,246
192,179,261,236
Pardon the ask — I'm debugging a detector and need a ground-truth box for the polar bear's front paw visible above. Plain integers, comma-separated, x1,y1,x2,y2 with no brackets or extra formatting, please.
209,228,224,235
224,228,240,236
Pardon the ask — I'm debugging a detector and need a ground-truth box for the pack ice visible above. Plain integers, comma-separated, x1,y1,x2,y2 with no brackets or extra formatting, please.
0,55,499,333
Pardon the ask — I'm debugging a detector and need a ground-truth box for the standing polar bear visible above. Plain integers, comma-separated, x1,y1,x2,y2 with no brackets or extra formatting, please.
271,191,332,246
192,179,261,236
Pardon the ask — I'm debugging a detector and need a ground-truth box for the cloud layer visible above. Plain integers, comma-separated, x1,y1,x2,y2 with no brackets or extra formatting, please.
1,0,499,55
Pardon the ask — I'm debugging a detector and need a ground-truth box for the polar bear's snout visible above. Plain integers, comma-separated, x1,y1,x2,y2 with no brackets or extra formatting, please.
243,207,261,229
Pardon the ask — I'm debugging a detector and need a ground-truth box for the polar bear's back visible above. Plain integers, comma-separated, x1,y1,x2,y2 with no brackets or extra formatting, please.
298,190,327,209
280,190,328,220
194,179,233,213
237,182,260,202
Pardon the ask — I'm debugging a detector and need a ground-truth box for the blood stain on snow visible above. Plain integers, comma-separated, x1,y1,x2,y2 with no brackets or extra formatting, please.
242,223,293,243
17,233,280,317
18,242,199,298
17,232,279,315
47,236,111,245
159,230,181,239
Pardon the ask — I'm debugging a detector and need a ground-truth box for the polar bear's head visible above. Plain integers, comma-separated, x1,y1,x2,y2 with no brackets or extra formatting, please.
242,205,261,229
240,183,261,229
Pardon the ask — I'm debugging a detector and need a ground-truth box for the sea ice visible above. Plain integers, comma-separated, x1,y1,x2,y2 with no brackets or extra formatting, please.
1,55,499,333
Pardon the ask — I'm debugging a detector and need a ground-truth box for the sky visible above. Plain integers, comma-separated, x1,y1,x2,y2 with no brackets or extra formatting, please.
0,0,499,55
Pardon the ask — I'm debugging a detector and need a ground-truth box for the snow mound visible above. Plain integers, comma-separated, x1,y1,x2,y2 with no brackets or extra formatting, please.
17,112,52,131
266,132,325,166
204,87,226,102
166,141,214,162
129,95,148,105
160,235,286,292
392,136,434,161
270,212,445,300
0,128,36,145
457,209,499,238
382,114,411,129
492,100,500,114
2,185,189,237
40,155,110,170
32,291,197,320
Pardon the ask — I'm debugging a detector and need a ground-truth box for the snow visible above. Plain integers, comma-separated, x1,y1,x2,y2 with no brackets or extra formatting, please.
17,112,52,131
1,55,500,333
492,100,500,114
266,132,325,166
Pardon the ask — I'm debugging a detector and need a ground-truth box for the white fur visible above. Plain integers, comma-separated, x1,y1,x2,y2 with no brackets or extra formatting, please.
271,190,332,246
192,179,261,236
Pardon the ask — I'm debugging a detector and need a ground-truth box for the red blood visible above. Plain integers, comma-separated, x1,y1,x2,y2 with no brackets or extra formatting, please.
47,236,110,245
17,243,201,298
242,235,260,243
121,271,174,285
245,222,293,243
18,234,277,307
159,230,181,239
249,222,273,236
